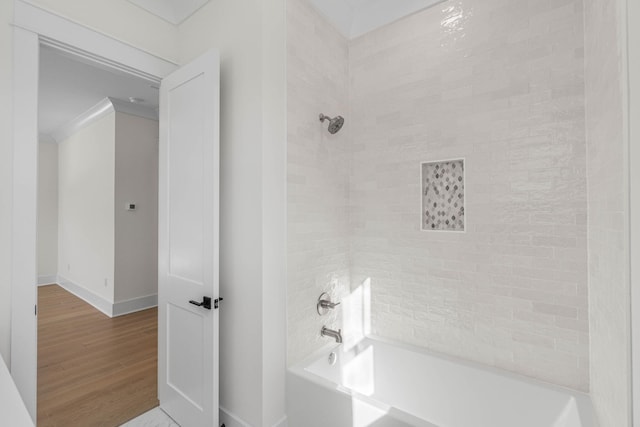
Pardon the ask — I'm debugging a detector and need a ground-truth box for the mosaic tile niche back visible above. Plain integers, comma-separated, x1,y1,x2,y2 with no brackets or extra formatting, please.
421,159,465,231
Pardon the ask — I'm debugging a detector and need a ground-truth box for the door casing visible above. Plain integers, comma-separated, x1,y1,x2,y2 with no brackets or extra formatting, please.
11,0,178,419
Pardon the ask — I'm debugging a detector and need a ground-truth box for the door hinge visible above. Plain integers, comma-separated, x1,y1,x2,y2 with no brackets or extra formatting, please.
214,297,223,309
35,304,37,316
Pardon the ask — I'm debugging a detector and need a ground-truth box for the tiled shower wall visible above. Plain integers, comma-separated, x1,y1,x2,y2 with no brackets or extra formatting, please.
286,0,350,365
349,0,588,390
584,0,631,424
287,0,590,391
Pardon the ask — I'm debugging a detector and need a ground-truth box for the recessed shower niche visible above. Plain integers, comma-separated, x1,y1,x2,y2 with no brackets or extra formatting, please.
421,159,465,231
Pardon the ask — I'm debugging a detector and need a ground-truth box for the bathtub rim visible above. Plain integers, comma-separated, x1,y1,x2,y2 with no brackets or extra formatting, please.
289,335,597,427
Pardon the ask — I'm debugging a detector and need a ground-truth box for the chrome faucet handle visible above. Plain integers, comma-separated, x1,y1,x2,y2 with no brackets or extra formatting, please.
317,292,341,315
319,300,340,309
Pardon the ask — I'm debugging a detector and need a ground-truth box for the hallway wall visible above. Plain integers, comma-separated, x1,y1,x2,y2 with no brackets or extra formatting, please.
57,111,116,303
113,112,159,304
37,141,58,281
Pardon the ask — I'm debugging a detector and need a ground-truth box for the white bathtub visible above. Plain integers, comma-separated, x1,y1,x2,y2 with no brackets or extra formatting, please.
287,337,596,427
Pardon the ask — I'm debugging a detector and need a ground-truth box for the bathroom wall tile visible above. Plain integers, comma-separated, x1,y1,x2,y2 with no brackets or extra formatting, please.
288,0,591,393
348,0,589,391
286,0,350,365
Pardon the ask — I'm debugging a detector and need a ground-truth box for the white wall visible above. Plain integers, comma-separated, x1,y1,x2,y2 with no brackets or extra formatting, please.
57,111,116,303
113,111,158,304
37,141,58,280
0,0,14,365
260,1,287,425
27,0,178,63
584,0,632,424
56,108,158,310
178,1,287,426
178,4,262,424
286,0,350,365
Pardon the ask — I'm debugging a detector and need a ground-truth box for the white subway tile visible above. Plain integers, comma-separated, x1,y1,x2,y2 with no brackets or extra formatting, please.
288,0,589,393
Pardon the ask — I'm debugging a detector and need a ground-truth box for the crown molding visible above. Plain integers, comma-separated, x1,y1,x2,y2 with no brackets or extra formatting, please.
50,97,158,143
51,97,113,143
109,97,159,121
38,133,56,144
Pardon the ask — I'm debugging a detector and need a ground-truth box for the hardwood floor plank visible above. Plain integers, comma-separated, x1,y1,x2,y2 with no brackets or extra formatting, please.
37,285,158,427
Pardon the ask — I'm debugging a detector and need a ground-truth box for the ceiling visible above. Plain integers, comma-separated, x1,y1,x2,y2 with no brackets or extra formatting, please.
127,0,210,25
307,0,445,39
38,45,159,138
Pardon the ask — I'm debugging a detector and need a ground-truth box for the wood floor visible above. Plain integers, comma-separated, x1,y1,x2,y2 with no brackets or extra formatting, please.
38,285,158,427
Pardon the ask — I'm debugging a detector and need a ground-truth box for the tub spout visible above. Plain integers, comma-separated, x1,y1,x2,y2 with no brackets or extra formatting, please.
321,326,342,343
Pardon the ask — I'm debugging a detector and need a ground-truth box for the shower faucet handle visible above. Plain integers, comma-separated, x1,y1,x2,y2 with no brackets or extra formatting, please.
319,300,340,309
317,292,340,315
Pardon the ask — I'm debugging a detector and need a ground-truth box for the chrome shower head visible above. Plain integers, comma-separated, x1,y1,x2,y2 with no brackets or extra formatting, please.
319,113,344,134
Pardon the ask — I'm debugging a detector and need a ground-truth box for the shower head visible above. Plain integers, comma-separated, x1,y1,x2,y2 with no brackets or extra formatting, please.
319,113,344,134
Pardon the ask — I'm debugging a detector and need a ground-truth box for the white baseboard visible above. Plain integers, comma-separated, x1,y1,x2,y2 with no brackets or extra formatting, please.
112,294,157,316
37,275,57,286
56,274,113,317
219,407,287,427
220,406,251,427
51,275,157,318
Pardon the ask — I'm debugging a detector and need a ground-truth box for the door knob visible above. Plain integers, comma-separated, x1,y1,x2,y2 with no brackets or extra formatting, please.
189,296,212,310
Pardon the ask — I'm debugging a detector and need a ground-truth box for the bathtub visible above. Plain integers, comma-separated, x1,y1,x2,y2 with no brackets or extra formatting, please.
287,337,596,427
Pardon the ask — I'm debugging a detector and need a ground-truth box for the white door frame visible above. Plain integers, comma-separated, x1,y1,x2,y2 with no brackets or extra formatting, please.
11,0,177,419
629,0,640,423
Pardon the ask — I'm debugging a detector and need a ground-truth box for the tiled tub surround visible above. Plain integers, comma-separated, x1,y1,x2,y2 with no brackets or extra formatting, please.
348,0,588,391
287,0,589,392
286,0,351,365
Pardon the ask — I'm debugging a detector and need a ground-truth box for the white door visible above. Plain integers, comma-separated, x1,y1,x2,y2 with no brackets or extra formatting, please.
158,49,220,427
